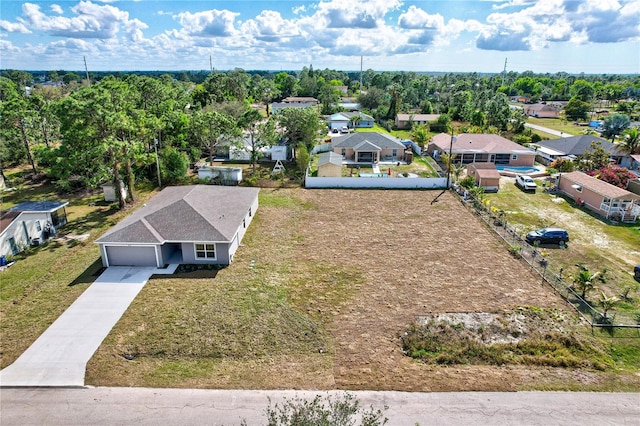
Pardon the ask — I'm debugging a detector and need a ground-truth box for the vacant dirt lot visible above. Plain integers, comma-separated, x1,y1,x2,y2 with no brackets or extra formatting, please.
90,188,638,391
291,189,565,390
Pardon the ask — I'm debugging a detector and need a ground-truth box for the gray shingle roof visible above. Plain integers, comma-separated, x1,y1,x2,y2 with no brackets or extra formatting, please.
96,185,259,244
535,135,619,156
332,132,405,149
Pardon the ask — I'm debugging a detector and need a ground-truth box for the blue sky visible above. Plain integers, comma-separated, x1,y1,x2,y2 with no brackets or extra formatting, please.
1,0,639,74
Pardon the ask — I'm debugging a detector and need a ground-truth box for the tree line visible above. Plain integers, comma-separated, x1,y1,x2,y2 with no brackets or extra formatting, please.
2,67,639,208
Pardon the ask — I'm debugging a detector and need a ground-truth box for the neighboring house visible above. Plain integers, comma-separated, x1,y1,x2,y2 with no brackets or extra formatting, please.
271,102,317,114
395,114,440,129
281,96,319,104
523,103,560,118
317,152,343,177
334,86,349,95
95,185,259,267
327,112,374,131
466,163,501,192
511,96,531,103
557,171,640,222
338,102,361,111
332,132,407,163
1,201,69,258
229,134,269,161
533,135,626,165
427,133,536,166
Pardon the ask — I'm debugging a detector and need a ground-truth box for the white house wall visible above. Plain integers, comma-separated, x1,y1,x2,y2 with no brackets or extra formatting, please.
0,212,50,258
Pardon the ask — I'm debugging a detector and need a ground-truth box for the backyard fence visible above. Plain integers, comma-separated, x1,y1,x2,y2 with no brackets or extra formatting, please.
458,190,640,337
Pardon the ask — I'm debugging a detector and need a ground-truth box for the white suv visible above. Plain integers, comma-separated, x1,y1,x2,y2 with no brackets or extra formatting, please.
515,174,537,192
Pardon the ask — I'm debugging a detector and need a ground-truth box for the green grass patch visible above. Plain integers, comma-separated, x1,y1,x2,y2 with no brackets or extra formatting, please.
526,117,581,136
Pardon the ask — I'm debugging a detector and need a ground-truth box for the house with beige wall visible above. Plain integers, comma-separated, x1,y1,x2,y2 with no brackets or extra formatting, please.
557,171,640,222
332,132,407,164
427,133,535,167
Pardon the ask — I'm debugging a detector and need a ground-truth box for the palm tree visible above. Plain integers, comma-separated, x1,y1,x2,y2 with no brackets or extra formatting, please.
620,127,640,155
598,290,619,319
411,124,430,149
572,269,600,299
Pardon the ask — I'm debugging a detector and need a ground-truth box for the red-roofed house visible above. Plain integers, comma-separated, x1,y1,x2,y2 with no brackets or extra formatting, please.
558,171,640,222
427,133,535,167
524,103,560,118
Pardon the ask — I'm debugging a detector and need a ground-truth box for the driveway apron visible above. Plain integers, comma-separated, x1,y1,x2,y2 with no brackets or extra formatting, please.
0,265,177,387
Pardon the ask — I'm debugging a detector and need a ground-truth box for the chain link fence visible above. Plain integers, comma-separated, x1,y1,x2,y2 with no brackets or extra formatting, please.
457,191,640,337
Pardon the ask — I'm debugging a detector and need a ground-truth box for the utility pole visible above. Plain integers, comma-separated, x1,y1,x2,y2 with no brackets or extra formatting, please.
153,133,162,188
501,57,507,87
360,55,363,95
83,56,91,86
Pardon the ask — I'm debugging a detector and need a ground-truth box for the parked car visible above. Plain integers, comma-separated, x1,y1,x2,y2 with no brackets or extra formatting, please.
515,174,537,191
340,126,349,134
526,228,569,246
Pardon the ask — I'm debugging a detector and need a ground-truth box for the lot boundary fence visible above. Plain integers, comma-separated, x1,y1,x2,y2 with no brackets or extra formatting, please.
458,191,640,337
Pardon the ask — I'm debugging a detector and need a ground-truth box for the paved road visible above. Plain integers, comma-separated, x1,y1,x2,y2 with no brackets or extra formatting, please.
0,266,177,387
525,122,569,138
1,388,639,425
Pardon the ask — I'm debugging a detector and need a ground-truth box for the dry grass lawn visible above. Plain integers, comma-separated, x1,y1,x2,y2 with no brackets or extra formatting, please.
86,189,640,391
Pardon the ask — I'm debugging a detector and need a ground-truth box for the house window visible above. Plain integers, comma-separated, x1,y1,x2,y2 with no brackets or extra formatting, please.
195,243,216,259
392,149,397,157
243,218,246,228
341,148,346,156
248,208,252,217
35,220,41,232
512,154,518,160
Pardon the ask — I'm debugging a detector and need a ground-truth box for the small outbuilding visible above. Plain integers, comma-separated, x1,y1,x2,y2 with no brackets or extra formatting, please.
466,163,501,192
317,152,343,177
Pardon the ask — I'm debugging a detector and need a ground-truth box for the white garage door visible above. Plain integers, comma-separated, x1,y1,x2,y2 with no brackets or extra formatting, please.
105,246,157,267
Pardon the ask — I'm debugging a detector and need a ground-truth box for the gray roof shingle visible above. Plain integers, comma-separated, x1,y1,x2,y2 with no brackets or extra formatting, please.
332,132,405,150
96,185,259,244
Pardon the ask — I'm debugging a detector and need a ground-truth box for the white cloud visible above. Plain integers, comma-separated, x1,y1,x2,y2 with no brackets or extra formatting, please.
0,39,21,53
398,6,444,29
17,1,147,40
0,20,31,33
176,9,239,37
50,4,64,15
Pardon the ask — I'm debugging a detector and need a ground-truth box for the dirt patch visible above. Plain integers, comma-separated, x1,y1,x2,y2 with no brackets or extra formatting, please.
290,189,568,390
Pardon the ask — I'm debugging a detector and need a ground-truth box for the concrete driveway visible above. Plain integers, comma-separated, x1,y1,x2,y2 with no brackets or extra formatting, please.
0,265,177,387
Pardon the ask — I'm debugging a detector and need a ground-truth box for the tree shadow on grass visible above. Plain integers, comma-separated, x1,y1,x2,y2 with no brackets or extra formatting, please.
68,257,105,287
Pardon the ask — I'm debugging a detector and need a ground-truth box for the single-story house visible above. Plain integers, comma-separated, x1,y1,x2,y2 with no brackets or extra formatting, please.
327,112,374,131
1,201,69,258
338,102,361,111
271,103,317,114
332,132,407,163
317,151,343,177
95,185,259,267
395,114,440,129
281,96,319,104
466,163,501,192
427,133,536,166
533,135,627,165
557,171,640,222
523,103,560,118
